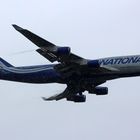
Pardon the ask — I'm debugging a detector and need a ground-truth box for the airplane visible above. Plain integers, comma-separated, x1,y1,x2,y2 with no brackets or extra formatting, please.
0,24,140,103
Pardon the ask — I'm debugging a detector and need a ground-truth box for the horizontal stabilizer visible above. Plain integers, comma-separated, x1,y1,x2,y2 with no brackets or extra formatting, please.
0,58,13,67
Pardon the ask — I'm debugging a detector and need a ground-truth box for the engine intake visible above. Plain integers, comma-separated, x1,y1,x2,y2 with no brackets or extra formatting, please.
53,47,71,56
88,86,108,95
67,94,86,103
87,60,100,68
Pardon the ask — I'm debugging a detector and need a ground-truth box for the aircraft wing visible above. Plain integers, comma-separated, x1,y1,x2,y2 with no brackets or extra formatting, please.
12,24,85,64
42,86,75,101
12,24,119,75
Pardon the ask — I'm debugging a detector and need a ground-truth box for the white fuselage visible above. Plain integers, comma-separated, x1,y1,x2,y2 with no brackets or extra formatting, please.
99,55,140,74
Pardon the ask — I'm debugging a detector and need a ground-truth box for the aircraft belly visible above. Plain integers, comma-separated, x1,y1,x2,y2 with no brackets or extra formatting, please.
114,64,140,73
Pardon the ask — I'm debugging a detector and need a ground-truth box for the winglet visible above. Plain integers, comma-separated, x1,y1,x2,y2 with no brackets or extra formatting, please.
42,97,52,101
12,24,24,31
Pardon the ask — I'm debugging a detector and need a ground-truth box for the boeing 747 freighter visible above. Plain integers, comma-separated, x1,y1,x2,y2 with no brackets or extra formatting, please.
0,25,139,102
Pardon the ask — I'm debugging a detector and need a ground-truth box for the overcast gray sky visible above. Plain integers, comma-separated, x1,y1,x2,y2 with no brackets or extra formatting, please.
0,0,140,140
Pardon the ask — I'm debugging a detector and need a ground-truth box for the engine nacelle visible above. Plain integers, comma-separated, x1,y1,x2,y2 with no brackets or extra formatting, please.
88,86,108,95
54,47,71,55
67,94,86,103
87,60,100,68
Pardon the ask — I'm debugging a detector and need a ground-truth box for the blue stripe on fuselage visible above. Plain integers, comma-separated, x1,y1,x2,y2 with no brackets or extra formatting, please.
0,64,62,83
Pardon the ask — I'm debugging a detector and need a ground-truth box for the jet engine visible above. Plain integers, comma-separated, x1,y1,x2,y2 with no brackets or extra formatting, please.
67,94,86,103
88,86,108,95
54,47,71,55
87,60,100,68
